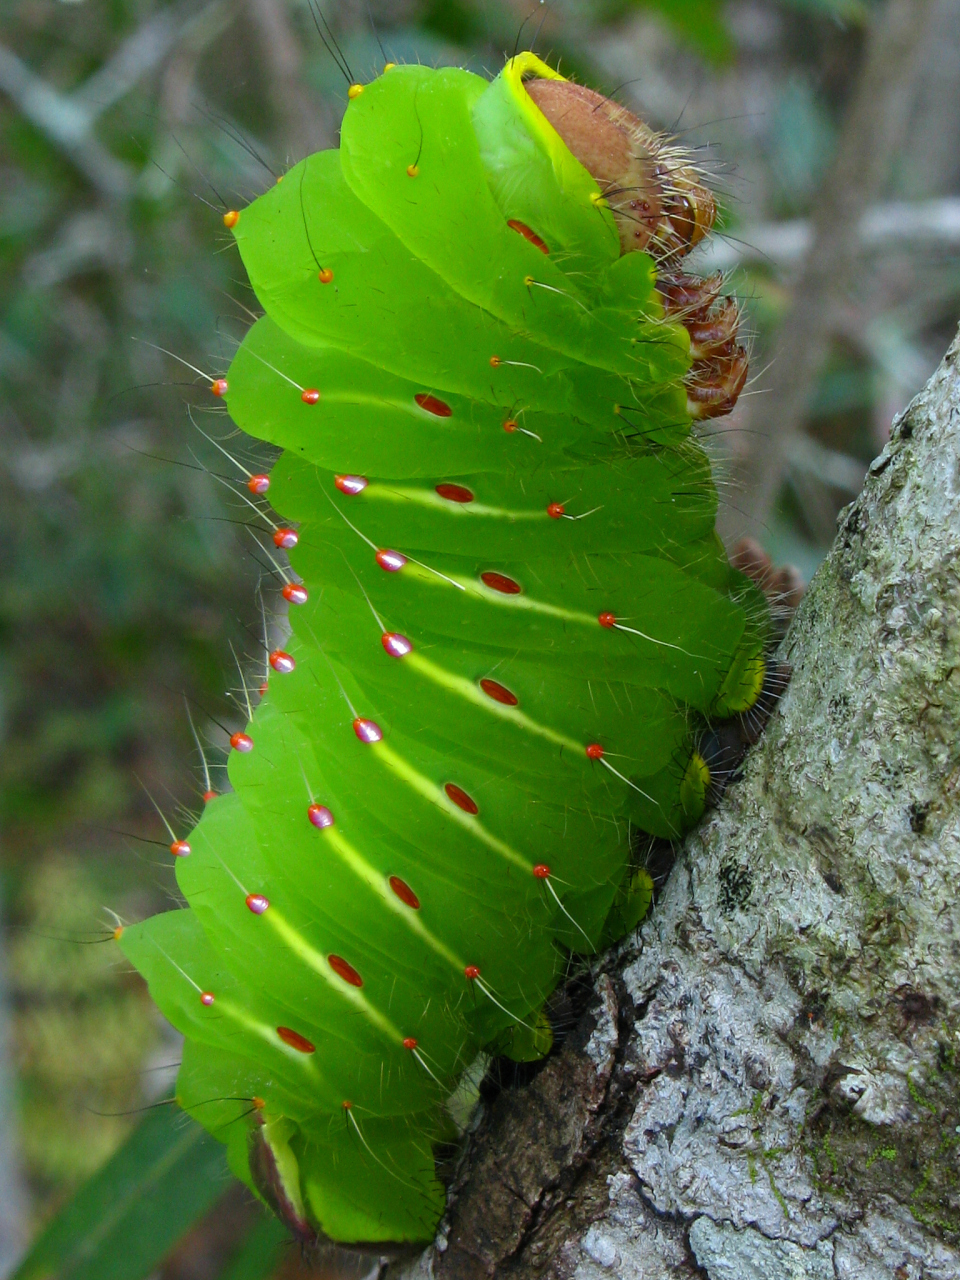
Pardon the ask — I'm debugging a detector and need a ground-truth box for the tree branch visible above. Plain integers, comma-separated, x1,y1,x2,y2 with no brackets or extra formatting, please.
393,323,960,1278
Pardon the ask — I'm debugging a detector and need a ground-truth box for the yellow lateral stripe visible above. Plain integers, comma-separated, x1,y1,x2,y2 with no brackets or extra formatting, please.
405,651,582,754
323,827,465,971
262,907,403,1044
371,741,532,873
363,483,546,522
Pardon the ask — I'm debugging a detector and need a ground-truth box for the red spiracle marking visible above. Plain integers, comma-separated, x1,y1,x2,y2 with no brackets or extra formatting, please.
269,650,295,674
415,393,452,418
308,803,334,829
533,864,551,879
335,474,368,495
200,992,215,1006
245,893,269,915
300,389,320,405
170,840,191,857
598,612,617,629
210,378,228,397
547,503,565,519
479,678,518,707
389,876,420,910
318,267,333,283
464,965,480,980
382,632,413,658
507,219,549,253
328,954,363,987
283,583,308,605
273,528,299,549
503,419,517,433
376,549,407,572
445,783,479,815
230,732,254,753
481,571,521,595
203,790,218,803
248,474,270,495
586,743,604,760
402,1036,418,1050
353,717,383,744
435,483,474,503
277,1026,316,1054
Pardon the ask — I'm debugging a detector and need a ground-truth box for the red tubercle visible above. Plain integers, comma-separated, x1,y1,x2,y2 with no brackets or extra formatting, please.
342,1099,352,1110
273,528,298,549
247,474,270,495
335,474,367,495
598,612,617,629
318,268,334,283
353,717,383,744
259,681,268,697
277,1026,316,1054
376,549,407,572
200,991,215,1006
479,678,518,707
547,503,565,519
222,210,239,229
503,419,517,433
308,803,334,830
230,732,254,753
388,875,420,909
269,650,295,674
210,378,228,397
444,782,479,815
415,393,452,418
202,790,218,803
585,743,604,760
170,839,191,858
402,1036,418,1050
300,389,320,405
507,219,549,253
113,926,124,941
435,483,474,503
283,583,308,605
382,632,413,658
480,571,521,595
245,893,269,915
533,864,551,879
464,965,480,980
328,954,363,987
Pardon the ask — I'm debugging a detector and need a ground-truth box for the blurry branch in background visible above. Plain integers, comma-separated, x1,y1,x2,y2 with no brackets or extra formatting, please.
727,0,937,540
244,0,331,161
699,197,960,271
0,0,212,200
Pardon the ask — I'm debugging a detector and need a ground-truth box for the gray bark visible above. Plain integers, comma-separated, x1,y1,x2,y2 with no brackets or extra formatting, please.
390,326,960,1279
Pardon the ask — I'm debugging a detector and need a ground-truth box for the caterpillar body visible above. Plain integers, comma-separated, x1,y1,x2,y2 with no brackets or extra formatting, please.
119,54,768,1247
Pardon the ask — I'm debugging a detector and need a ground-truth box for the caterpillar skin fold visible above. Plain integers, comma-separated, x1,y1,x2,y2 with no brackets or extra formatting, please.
119,54,770,1247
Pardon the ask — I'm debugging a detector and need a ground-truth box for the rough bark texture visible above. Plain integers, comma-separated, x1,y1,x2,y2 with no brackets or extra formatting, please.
390,328,960,1280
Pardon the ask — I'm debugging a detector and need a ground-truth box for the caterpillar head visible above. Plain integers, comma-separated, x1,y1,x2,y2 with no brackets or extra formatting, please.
523,77,715,260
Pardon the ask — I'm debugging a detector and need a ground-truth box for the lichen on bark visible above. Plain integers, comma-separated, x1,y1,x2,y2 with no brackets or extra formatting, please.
390,326,960,1280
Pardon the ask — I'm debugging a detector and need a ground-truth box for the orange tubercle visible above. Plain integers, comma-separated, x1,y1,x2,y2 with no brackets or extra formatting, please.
223,210,239,229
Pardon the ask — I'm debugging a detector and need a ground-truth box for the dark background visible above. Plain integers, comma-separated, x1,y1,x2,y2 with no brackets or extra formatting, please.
0,0,957,1271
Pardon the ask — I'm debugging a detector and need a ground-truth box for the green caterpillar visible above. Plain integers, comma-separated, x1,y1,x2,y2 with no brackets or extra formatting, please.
119,54,767,1247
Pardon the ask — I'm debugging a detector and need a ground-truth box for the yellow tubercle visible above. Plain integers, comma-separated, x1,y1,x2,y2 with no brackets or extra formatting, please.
223,210,240,229
348,83,364,99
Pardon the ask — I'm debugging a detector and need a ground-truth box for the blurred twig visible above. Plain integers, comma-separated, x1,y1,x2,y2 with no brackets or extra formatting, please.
727,0,937,539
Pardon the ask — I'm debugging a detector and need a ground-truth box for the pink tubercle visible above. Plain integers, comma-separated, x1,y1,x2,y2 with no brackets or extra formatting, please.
269,650,295,674
376,549,407,572
170,839,191,857
247,474,270,495
283,583,308,605
335,474,367,495
200,991,215,1006
245,893,269,915
307,803,334,829
230,732,254,753
210,378,228,398
353,717,383,744
273,528,299,549
381,632,413,658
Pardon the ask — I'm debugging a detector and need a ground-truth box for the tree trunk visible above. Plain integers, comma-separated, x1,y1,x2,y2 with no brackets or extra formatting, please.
390,325,960,1280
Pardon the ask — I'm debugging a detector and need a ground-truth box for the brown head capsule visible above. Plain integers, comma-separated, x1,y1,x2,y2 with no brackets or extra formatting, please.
524,78,714,261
